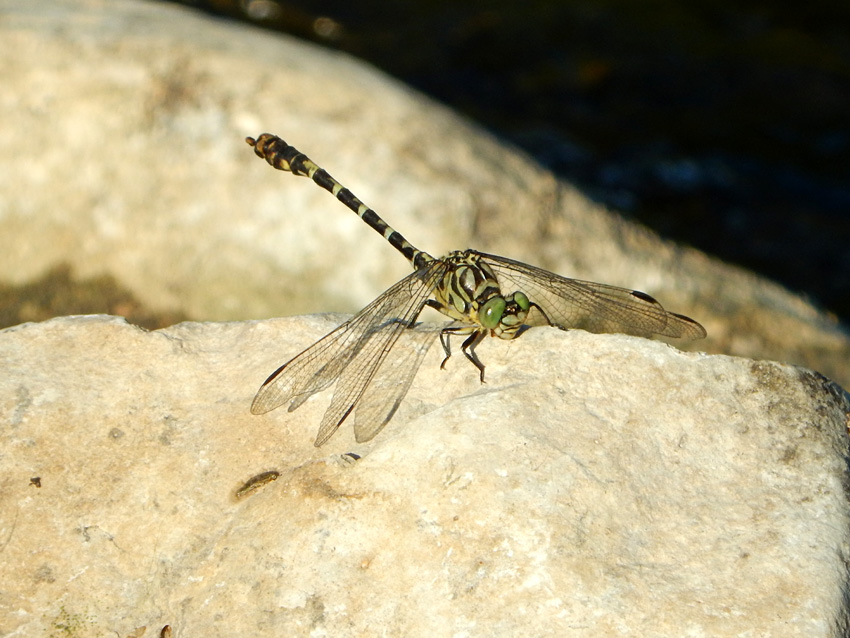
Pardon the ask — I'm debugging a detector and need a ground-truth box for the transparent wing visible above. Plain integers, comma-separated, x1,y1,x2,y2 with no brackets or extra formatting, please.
478,252,706,339
352,323,438,443
312,290,442,447
251,261,447,446
251,320,363,415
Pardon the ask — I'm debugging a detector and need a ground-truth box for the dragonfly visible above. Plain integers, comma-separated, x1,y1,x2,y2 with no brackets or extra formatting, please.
247,133,706,446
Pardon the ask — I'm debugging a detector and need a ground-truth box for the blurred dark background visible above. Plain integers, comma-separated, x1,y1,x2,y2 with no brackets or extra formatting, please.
181,0,850,323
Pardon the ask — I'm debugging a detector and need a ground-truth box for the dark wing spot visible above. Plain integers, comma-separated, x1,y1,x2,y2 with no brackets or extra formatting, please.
630,290,659,304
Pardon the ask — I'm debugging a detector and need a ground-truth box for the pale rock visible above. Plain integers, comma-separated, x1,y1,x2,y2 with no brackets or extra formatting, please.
0,0,849,388
1,315,849,636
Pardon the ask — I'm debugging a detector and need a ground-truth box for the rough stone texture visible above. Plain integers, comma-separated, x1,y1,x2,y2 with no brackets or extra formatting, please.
1,0,849,389
1,315,849,637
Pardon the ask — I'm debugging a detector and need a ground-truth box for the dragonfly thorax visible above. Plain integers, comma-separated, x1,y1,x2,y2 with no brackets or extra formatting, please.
434,251,532,340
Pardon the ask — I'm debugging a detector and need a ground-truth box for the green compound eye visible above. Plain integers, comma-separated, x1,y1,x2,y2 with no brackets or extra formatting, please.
479,297,506,329
513,291,530,311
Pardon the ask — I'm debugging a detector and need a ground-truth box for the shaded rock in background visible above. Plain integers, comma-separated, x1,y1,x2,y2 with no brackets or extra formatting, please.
0,263,188,329
0,0,848,390
1,315,849,636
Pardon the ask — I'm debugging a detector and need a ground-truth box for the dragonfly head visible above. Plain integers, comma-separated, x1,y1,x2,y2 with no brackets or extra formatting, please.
478,291,531,340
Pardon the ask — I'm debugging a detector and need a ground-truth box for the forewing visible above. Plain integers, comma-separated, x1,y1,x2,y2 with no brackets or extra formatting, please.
250,318,361,415
310,262,448,446
251,263,446,420
479,252,706,339
352,323,438,444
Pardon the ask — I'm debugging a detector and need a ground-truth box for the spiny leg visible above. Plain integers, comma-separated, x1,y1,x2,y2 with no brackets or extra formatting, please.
438,326,488,383
460,330,488,383
426,291,491,382
438,330,453,369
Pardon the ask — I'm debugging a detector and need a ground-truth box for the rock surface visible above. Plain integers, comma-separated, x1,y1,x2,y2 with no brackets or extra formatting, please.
1,0,849,388
1,315,849,637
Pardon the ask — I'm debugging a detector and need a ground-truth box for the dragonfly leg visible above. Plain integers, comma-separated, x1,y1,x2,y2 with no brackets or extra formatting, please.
460,330,488,383
438,324,482,378
438,330,453,369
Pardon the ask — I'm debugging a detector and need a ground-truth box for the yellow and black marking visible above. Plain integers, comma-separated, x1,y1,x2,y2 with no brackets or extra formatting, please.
248,134,431,271
246,134,536,381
